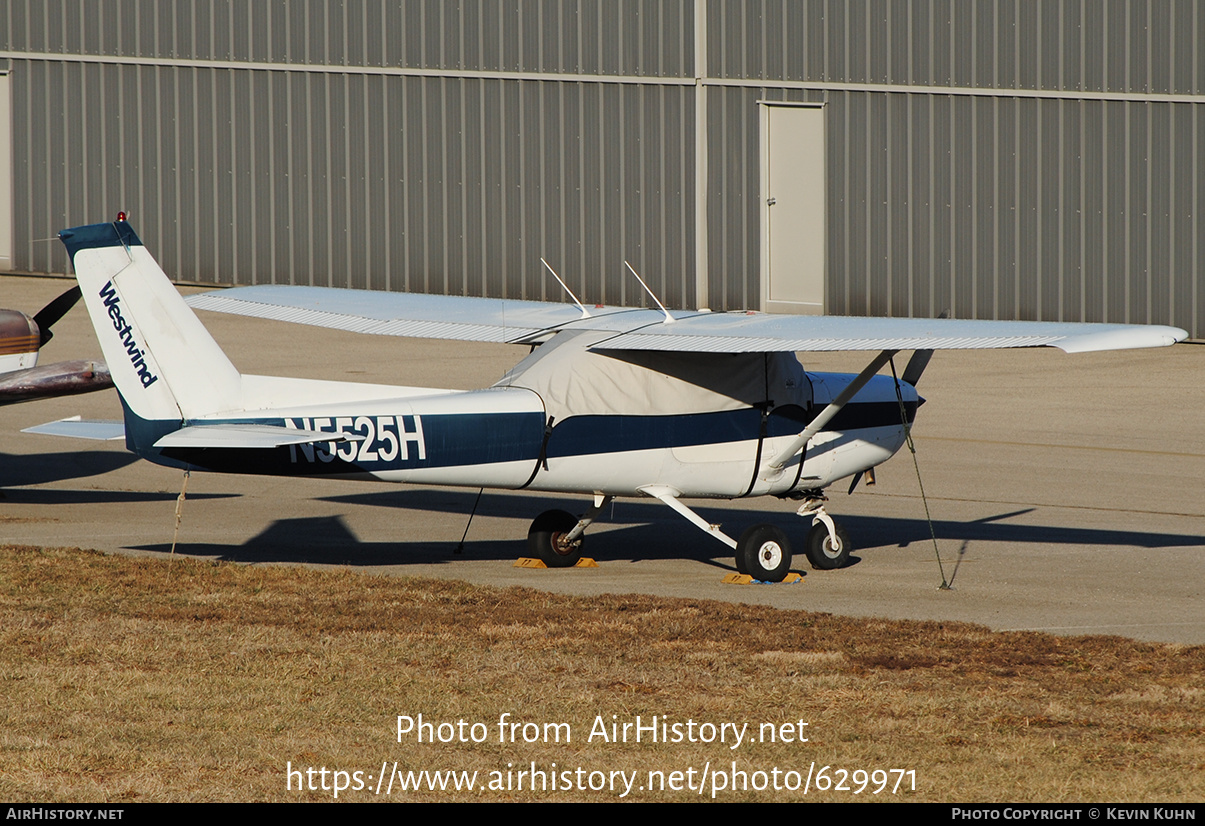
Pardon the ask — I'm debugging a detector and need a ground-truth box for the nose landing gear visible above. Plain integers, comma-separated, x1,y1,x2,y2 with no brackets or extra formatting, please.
796,496,851,569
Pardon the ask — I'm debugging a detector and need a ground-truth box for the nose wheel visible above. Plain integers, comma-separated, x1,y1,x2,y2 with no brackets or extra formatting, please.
793,496,852,569
802,513,851,569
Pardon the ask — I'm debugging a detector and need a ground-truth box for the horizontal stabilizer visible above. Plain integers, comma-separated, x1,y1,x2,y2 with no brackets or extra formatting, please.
22,416,125,441
152,423,366,450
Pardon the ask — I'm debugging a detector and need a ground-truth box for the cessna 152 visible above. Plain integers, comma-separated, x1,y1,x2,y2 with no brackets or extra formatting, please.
43,217,1187,581
0,284,112,405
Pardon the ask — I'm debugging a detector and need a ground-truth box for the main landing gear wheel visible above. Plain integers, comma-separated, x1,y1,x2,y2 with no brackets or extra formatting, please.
528,509,583,568
804,520,851,570
736,524,792,582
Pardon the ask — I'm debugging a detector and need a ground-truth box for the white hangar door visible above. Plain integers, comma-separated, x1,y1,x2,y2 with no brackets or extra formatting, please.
760,103,826,315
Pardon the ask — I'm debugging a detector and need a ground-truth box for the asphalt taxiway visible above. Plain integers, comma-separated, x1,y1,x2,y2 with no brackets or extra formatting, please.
4,274,1203,643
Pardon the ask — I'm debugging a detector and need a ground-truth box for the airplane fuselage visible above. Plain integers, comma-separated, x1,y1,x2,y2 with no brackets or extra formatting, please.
125,371,918,500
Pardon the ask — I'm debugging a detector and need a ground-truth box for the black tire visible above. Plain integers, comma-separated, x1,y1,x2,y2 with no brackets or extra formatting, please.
736,524,792,582
528,509,583,568
804,521,851,570
733,545,750,576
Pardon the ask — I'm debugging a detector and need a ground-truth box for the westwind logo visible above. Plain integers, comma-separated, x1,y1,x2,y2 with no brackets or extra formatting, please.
98,281,159,388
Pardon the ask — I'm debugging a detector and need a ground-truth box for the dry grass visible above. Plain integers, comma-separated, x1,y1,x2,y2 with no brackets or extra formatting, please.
1,545,1202,802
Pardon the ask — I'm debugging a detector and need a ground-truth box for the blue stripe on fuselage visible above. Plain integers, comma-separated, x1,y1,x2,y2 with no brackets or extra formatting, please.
544,400,916,459
121,405,547,476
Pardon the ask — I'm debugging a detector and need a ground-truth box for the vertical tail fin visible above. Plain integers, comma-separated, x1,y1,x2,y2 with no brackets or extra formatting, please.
60,218,243,421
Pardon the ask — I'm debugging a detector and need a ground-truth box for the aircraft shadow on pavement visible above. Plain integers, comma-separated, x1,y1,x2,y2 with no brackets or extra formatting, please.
1,487,237,506
130,513,748,569
128,489,1202,567
0,449,139,488
0,449,236,505
325,489,1204,551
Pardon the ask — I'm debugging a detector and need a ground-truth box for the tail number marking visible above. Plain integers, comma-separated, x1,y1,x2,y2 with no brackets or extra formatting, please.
285,415,426,464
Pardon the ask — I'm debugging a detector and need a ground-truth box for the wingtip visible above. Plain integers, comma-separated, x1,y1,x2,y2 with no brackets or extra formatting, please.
1054,325,1190,353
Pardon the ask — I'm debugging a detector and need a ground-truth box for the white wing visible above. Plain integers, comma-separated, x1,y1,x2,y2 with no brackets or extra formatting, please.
584,312,1187,353
186,285,647,345
187,286,1187,354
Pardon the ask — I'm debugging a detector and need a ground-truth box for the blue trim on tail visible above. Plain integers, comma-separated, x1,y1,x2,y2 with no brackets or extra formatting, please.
59,221,143,264
119,397,190,469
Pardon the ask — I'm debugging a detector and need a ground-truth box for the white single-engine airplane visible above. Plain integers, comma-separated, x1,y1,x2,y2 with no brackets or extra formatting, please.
41,217,1187,580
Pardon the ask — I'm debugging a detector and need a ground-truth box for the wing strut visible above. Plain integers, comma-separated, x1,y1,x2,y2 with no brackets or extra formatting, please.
638,485,738,549
762,349,899,476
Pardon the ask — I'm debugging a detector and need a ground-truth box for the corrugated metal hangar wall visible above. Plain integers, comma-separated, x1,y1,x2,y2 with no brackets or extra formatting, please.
0,1,1201,338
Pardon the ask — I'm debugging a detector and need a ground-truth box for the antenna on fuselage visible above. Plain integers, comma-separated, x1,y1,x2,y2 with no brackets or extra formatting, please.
540,258,590,318
624,261,674,324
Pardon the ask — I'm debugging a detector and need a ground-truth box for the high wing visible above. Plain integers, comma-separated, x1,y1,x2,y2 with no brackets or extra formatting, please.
185,286,653,346
583,313,1188,354
186,285,1188,354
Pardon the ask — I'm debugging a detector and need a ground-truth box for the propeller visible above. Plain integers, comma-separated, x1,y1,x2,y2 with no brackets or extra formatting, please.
900,347,934,387
899,309,950,387
31,285,82,347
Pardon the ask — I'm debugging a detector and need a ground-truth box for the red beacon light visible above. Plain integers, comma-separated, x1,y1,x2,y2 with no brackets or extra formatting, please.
115,211,127,222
